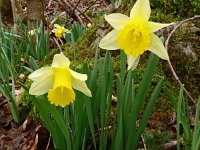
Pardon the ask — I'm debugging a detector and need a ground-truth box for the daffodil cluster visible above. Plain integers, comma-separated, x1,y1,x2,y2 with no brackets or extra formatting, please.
99,0,173,70
52,24,71,38
29,53,91,106
28,0,174,107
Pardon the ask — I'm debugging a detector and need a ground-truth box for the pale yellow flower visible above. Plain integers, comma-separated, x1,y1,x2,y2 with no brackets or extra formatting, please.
52,24,71,38
29,53,92,106
99,0,174,70
87,23,92,28
28,29,36,36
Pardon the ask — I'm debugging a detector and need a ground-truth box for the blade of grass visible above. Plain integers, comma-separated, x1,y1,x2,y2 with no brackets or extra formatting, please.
35,96,72,150
32,96,62,149
134,53,160,119
73,92,87,150
177,85,184,150
129,78,164,149
163,86,192,140
191,97,200,150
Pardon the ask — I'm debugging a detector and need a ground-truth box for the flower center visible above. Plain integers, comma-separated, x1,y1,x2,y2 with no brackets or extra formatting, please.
55,27,65,38
48,67,75,106
117,19,151,56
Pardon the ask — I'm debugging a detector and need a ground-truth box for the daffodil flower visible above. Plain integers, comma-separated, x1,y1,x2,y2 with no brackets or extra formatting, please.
28,29,36,36
87,23,92,28
52,24,71,38
99,0,174,70
28,53,92,106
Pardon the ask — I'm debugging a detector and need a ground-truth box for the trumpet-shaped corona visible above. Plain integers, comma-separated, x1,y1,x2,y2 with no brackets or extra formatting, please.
117,19,151,56
48,67,75,106
29,53,91,106
99,0,174,70
52,24,71,38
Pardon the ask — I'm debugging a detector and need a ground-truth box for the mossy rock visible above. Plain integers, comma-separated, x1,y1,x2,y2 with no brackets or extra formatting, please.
162,20,200,101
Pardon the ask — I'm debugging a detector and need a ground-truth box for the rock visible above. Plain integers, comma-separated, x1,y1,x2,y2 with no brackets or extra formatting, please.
163,20,200,101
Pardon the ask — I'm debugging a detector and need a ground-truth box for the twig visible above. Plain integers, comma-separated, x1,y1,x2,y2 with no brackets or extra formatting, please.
165,15,200,104
66,0,92,23
141,134,147,150
71,0,81,16
58,38,64,45
50,11,66,25
56,0,83,24
45,135,51,150
80,0,98,15
36,125,42,132
46,0,53,8
136,122,147,149
0,99,8,106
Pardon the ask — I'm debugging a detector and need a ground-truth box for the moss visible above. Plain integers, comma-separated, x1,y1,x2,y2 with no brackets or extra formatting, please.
40,16,105,69
162,21,200,101
150,9,179,23
20,1,199,140
19,80,39,122
143,130,172,150
22,2,178,124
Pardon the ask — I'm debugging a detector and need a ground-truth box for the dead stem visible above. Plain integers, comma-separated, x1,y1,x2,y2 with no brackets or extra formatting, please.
165,15,200,104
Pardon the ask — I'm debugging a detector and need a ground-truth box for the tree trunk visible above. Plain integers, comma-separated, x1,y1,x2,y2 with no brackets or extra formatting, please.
27,0,46,29
0,0,24,27
0,11,2,26
0,0,2,25
0,0,13,26
11,0,17,30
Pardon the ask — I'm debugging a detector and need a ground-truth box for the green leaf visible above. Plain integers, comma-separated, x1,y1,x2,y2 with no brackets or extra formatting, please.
191,97,200,150
129,79,164,149
177,85,184,150
32,96,61,149
134,53,160,119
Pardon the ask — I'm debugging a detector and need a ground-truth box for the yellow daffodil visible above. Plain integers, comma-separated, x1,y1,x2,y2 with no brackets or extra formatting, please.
99,0,174,70
28,29,36,36
28,53,92,106
52,24,71,38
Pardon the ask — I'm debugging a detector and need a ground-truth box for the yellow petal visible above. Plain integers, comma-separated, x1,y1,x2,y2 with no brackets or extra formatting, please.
148,33,169,60
29,73,54,95
99,30,119,50
52,53,70,68
52,29,56,33
117,20,151,56
28,29,36,36
55,31,63,38
48,86,75,106
64,29,71,33
28,67,52,80
127,55,140,70
105,13,130,30
54,24,61,28
72,78,92,97
70,69,87,81
148,22,174,32
130,0,150,21
48,67,75,106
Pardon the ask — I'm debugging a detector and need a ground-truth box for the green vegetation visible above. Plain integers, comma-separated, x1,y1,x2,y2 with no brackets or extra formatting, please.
0,0,199,149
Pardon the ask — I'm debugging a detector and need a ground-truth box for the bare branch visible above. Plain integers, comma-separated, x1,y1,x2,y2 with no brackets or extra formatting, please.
165,15,200,104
